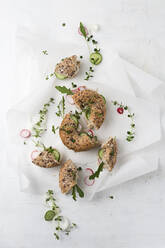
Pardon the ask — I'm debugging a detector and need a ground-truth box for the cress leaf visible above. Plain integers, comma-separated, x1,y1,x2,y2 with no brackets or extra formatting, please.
55,86,73,95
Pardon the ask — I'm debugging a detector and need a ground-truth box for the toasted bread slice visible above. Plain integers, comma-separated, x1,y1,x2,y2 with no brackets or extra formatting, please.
59,113,99,152
59,159,78,194
72,89,106,129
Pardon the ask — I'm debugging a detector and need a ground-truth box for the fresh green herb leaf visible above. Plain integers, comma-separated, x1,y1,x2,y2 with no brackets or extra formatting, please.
77,167,82,171
89,162,104,180
55,86,73,95
72,186,76,201
42,50,48,55
52,125,59,134
80,55,83,59
80,22,87,39
75,185,84,198
54,233,59,240
56,96,65,118
62,23,66,27
109,196,114,199
71,82,77,88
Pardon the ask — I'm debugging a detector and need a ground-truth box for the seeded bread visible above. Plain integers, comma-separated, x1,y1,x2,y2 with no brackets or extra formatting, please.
55,55,80,78
72,89,106,129
59,113,99,152
32,150,60,168
100,137,117,171
59,159,77,194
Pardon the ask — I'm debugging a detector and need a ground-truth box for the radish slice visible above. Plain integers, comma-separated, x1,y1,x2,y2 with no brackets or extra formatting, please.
87,129,94,137
66,95,75,105
84,176,95,186
77,123,82,132
72,88,79,94
78,26,88,36
31,150,40,160
78,86,86,91
84,167,95,186
20,129,31,138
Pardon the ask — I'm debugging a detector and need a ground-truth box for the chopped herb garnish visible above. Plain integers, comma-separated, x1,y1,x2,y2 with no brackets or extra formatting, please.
55,86,73,95
80,55,83,59
109,196,114,199
24,141,26,145
77,167,82,171
62,23,66,27
42,50,48,55
52,125,59,134
70,138,76,143
89,162,104,180
71,82,77,88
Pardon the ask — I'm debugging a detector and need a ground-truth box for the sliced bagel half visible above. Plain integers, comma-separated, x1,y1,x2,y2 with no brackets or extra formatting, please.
72,89,106,129
59,113,99,152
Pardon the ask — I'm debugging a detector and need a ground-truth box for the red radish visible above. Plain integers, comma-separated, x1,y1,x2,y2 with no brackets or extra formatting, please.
66,95,75,105
78,26,88,36
31,150,40,160
72,88,79,94
20,129,31,138
87,129,94,137
84,168,95,186
117,107,124,114
84,176,95,186
78,86,86,91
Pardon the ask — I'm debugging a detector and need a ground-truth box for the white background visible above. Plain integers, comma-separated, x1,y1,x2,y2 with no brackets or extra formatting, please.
1,0,165,247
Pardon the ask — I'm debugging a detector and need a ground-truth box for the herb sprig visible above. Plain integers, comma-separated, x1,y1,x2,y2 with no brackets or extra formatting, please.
52,125,59,134
44,190,77,240
42,50,48,55
32,98,54,138
56,96,65,118
72,184,84,201
89,162,104,180
111,100,136,142
55,86,73,95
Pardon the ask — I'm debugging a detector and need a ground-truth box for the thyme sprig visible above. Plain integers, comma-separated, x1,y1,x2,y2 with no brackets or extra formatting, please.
44,190,77,240
111,100,136,142
32,98,54,138
56,96,65,118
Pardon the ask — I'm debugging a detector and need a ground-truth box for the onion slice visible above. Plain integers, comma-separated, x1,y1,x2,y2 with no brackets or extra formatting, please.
31,150,40,160
20,129,31,138
78,86,86,91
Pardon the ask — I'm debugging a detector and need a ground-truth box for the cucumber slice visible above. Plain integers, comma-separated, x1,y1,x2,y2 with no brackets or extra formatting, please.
85,108,91,120
90,52,102,65
53,149,60,162
55,72,67,80
98,148,104,159
70,115,78,126
100,94,106,104
44,210,55,221
79,132,87,137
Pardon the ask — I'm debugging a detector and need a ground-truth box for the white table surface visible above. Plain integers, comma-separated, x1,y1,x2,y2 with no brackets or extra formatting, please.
1,0,165,247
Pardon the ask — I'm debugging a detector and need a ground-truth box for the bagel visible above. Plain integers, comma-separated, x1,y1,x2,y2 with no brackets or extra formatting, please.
32,147,60,168
55,55,80,79
72,89,106,129
59,113,99,152
98,137,117,171
59,159,78,194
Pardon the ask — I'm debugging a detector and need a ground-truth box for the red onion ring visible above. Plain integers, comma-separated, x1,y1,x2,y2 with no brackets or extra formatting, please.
31,150,40,160
78,86,86,91
84,168,95,186
20,129,31,138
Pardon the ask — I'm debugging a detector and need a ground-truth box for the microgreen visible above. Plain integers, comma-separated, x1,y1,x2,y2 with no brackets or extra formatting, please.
62,23,66,27
32,98,54,138
42,50,48,55
89,162,104,180
111,100,136,142
56,96,65,118
55,86,73,95
52,125,59,134
79,22,87,39
44,189,77,240
71,82,77,88
72,184,84,201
